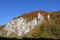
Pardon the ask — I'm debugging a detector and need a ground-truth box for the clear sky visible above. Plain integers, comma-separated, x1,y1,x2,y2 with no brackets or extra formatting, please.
0,0,60,26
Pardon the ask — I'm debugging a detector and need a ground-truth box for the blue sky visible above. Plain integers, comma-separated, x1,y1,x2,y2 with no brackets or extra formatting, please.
0,0,60,25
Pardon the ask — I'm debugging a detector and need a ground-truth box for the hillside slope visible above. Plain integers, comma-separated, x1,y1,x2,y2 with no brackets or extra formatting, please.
0,10,60,39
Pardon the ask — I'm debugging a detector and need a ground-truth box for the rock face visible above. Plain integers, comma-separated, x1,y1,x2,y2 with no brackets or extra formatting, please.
4,12,44,37
0,10,60,39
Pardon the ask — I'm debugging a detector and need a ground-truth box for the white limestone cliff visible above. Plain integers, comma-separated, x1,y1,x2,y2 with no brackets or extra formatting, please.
4,12,45,37
47,14,50,21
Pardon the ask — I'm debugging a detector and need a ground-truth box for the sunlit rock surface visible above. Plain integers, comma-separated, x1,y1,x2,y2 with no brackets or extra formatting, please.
0,10,60,39
4,13,44,37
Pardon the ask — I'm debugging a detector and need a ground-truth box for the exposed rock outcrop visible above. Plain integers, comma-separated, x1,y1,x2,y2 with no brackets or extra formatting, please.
0,10,60,39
